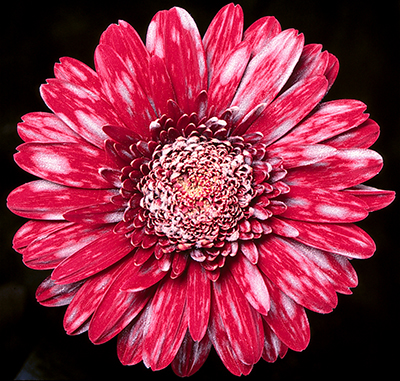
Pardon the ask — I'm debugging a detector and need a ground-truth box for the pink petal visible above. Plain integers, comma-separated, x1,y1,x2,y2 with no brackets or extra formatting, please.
7,180,117,220
88,259,153,344
262,276,310,351
257,235,338,313
15,142,115,189
186,261,211,342
344,185,396,212
229,253,270,315
120,255,168,292
212,271,264,365
243,16,281,56
54,57,104,97
288,241,358,294
207,41,252,117
268,217,299,238
208,296,253,376
64,202,124,225
142,276,188,371
284,148,383,190
325,53,339,90
322,118,380,149
203,3,244,83
36,276,83,307
51,229,134,284
266,144,337,169
18,112,85,144
64,260,126,335
94,43,156,139
171,330,212,377
245,75,328,142
13,220,72,253
261,320,288,363
117,305,151,365
231,29,304,120
240,240,259,264
22,223,111,270
272,99,369,147
146,7,207,115
286,219,376,259
281,185,369,223
40,79,121,148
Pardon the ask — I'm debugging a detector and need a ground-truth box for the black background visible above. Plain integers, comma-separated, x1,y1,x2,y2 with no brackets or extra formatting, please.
1,0,399,379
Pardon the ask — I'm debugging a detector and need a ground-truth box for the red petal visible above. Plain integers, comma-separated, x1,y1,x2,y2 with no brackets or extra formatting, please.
323,118,380,149
15,142,114,189
94,44,155,139
268,217,299,238
40,79,121,148
142,275,188,371
325,53,339,90
187,261,211,342
230,253,270,315
246,75,328,142
257,235,337,313
282,185,369,223
243,16,281,56
146,7,207,115
240,240,259,264
64,202,124,225
231,29,304,120
88,259,153,344
64,260,125,335
284,148,383,190
51,229,134,284
22,223,110,270
7,180,117,220
120,255,168,292
262,276,310,351
171,330,212,377
36,276,82,307
212,271,263,365
261,320,288,362
344,185,395,212
285,219,376,259
272,99,369,147
18,112,85,144
203,3,244,83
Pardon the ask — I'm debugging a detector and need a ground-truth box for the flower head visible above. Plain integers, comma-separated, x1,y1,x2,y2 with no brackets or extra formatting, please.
7,3,395,376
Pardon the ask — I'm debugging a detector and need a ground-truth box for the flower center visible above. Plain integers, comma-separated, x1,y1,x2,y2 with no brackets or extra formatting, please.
139,135,254,251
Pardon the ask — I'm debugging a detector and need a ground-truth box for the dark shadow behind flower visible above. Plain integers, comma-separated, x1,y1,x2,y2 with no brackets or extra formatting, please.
6,3,395,377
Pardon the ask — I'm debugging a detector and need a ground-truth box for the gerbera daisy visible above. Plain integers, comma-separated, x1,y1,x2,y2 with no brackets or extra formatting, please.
7,3,395,376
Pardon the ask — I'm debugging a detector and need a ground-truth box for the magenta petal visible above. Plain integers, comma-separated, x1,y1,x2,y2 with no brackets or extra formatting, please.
51,229,133,284
243,16,281,56
344,185,396,212
231,29,304,120
40,79,120,148
282,185,369,223
15,142,115,189
187,261,211,342
246,75,328,142
171,330,212,377
18,112,85,144
212,271,263,365
22,223,111,270
230,253,270,315
262,276,310,351
284,148,383,190
257,235,338,313
88,260,153,344
64,261,125,335
146,7,207,115
273,99,369,147
286,219,376,259
142,276,188,371
203,3,244,82
7,180,117,220
36,276,83,307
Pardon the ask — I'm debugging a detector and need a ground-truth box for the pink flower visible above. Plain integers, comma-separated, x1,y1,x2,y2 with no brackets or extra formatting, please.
7,3,395,376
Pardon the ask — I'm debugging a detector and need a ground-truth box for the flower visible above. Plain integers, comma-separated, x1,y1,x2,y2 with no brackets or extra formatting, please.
7,3,395,376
